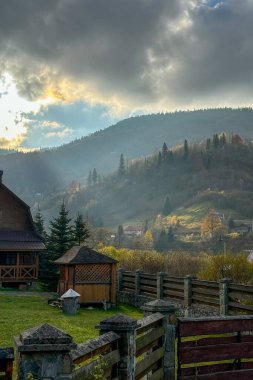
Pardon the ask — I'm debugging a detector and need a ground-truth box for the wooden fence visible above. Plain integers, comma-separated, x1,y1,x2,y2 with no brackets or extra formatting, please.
177,315,253,379
118,269,253,315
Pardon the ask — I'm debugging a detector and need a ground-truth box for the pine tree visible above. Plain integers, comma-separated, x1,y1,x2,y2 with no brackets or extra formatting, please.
206,138,211,151
161,142,168,161
144,219,149,233
117,225,124,247
34,208,46,238
73,213,90,245
44,202,74,290
167,226,174,242
92,168,98,184
87,170,92,186
118,154,126,177
212,134,220,149
154,229,168,252
183,139,189,159
162,196,172,216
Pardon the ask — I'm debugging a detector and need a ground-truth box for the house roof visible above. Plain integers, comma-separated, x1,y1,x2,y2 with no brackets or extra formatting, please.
0,231,45,251
54,246,118,265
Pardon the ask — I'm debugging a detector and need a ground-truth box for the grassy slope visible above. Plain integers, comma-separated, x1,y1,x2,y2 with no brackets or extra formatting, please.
0,295,142,347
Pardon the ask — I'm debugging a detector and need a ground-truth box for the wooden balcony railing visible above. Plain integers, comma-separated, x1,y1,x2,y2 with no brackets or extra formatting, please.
0,265,38,280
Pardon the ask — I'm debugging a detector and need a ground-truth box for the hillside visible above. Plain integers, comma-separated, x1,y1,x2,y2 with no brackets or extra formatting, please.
38,134,253,231
1,108,253,207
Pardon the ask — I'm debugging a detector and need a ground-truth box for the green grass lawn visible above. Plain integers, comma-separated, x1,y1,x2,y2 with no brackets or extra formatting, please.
0,295,143,347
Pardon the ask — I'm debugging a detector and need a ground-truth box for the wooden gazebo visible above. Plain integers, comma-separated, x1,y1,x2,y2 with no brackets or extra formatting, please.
55,246,118,305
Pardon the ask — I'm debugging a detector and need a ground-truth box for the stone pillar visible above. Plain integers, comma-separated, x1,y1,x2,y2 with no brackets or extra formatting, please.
184,275,195,308
157,272,165,299
220,278,232,316
14,323,76,380
97,314,138,380
141,299,177,380
118,268,124,291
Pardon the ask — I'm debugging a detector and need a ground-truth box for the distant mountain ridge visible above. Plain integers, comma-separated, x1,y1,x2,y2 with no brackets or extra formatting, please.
1,108,253,206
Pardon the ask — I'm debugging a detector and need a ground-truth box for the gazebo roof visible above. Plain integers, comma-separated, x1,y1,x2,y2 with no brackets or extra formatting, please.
54,245,118,265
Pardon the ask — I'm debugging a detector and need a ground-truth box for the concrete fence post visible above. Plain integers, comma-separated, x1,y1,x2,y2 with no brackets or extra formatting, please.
14,324,76,380
135,269,142,296
184,275,195,308
220,278,232,316
97,314,138,380
141,299,178,380
157,272,165,299
118,268,124,291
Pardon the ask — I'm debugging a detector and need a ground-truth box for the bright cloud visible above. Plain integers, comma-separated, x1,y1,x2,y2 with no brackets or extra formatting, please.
1,0,253,149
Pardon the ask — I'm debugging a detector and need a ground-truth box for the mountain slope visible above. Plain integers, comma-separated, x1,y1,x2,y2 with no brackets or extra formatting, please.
1,108,253,206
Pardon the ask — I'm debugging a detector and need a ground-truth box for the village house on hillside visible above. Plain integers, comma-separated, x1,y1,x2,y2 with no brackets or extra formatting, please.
0,171,45,289
123,225,144,237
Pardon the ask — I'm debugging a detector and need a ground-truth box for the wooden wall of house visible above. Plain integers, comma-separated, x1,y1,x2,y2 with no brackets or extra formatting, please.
0,186,32,230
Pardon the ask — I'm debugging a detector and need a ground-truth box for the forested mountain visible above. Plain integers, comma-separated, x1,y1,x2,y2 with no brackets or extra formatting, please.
1,108,253,213
38,133,253,228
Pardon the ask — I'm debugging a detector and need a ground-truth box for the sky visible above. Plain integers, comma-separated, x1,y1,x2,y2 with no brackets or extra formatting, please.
1,0,253,150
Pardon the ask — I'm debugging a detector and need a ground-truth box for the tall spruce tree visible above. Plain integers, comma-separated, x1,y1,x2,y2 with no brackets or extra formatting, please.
154,229,168,252
118,153,126,177
73,213,90,245
45,202,74,290
183,139,189,159
167,226,174,242
87,170,92,186
34,208,46,238
162,196,172,216
161,142,168,161
92,168,98,184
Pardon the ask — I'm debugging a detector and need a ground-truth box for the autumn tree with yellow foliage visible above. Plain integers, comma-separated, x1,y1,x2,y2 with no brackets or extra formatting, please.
201,209,225,238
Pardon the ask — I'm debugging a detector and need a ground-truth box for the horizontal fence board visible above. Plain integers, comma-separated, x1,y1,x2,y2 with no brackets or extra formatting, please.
136,313,164,335
140,285,157,294
178,316,253,337
229,301,253,313
136,326,164,356
163,283,184,291
229,284,253,294
164,276,184,284
122,276,135,283
136,346,164,379
121,288,135,293
192,280,219,289
141,273,157,280
71,332,119,363
140,291,157,299
180,360,253,376
148,367,164,380
163,289,184,299
180,334,253,348
122,271,135,276
179,368,253,380
192,286,219,297
192,294,220,306
179,342,253,364
71,349,120,379
140,279,157,287
122,281,135,289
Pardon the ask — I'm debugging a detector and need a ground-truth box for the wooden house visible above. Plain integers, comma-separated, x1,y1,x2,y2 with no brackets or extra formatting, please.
0,171,45,288
55,245,118,305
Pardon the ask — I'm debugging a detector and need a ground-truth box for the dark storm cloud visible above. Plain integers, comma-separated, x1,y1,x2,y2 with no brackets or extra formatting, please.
0,0,253,108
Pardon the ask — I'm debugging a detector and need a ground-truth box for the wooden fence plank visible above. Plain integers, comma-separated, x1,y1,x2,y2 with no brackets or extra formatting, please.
179,342,253,364
148,367,164,380
179,368,253,380
71,332,119,364
178,316,253,337
135,347,164,379
140,285,157,294
136,326,164,356
136,313,164,335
